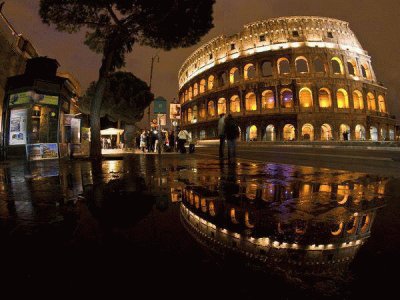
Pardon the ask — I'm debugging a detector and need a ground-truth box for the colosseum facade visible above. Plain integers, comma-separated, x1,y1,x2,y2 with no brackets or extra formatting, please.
178,16,396,142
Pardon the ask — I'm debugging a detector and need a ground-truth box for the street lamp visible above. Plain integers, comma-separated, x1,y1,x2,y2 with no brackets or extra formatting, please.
148,53,160,128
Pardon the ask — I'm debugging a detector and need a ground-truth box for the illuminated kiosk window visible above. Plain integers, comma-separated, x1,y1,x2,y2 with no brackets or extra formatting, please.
301,123,314,141
188,86,193,100
199,79,206,94
229,67,240,84
295,56,309,73
208,101,216,117
261,90,275,109
199,104,206,119
245,92,257,111
355,124,366,140
277,57,290,74
321,123,333,140
208,75,214,90
230,95,241,113
347,60,358,76
361,63,372,80
370,126,378,141
331,57,344,74
264,124,275,141
380,128,387,140
318,88,332,108
280,89,294,108
187,108,193,122
337,89,349,108
244,63,256,80
339,124,351,141
299,87,313,108
193,83,198,97
261,61,273,76
314,57,325,73
283,124,295,141
353,90,364,109
378,95,386,113
367,93,376,111
246,125,258,141
217,98,226,115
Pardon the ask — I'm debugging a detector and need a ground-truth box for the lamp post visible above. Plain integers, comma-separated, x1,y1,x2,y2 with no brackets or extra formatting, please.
148,53,159,129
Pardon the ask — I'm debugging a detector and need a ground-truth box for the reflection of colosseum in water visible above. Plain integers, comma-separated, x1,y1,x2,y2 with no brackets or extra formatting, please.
178,16,396,141
180,177,386,277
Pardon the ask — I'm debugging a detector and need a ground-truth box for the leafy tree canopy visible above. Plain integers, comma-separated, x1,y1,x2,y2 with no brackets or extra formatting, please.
80,71,154,124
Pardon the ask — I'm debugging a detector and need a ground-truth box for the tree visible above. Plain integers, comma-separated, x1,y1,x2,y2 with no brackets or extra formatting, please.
39,0,215,159
80,71,153,124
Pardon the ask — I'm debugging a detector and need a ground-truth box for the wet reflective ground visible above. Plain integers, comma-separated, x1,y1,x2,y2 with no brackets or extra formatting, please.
0,155,399,298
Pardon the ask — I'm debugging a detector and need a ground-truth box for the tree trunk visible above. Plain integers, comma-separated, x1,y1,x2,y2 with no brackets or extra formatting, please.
90,48,115,160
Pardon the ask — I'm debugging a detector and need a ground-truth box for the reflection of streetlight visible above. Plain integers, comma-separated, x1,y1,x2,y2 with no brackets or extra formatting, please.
148,53,160,128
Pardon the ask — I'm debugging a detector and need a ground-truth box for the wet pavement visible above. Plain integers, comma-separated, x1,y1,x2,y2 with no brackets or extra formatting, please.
0,154,399,298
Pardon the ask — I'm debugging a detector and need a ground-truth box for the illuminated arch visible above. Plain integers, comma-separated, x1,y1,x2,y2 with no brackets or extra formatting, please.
184,89,188,102
283,124,295,141
187,108,193,122
264,124,275,141
199,79,206,93
380,127,387,140
301,123,314,141
336,89,349,108
295,56,309,73
207,75,214,90
353,90,364,109
244,63,256,80
261,90,275,109
318,88,332,108
361,63,372,80
280,88,294,108
245,92,257,111
208,101,216,117
199,104,206,119
370,126,378,141
244,211,255,229
230,208,239,224
331,222,343,236
230,95,241,113
339,124,351,141
192,105,198,120
246,125,258,141
245,183,258,200
229,67,240,84
193,83,198,97
299,87,313,108
209,201,216,216
277,57,290,74
378,95,386,113
355,124,366,140
188,86,193,100
367,92,376,110
217,98,227,115
200,198,207,213
331,57,344,74
347,59,358,76
321,124,333,140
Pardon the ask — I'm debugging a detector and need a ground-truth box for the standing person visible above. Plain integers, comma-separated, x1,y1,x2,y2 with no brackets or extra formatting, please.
169,130,175,151
135,133,140,149
177,127,190,153
224,114,240,163
146,130,151,152
218,113,226,158
140,130,147,153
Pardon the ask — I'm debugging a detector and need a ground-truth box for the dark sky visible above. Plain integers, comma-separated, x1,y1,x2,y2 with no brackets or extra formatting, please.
5,0,400,120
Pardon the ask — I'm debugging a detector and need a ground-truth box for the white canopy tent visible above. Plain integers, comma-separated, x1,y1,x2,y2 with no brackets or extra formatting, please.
100,128,124,136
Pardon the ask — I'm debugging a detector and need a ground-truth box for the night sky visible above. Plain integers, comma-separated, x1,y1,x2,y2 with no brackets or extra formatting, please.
5,0,400,121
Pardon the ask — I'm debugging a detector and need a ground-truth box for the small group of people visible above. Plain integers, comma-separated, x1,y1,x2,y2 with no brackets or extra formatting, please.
218,113,240,162
101,136,115,149
137,129,177,153
177,127,193,154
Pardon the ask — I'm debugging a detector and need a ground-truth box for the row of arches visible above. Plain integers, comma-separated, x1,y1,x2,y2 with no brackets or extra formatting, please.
183,88,387,123
180,55,374,103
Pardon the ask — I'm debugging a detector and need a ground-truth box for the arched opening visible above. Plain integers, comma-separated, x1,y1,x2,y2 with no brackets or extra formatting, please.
230,208,239,224
219,72,227,87
261,61,273,76
261,90,275,109
301,123,314,141
331,57,344,74
295,56,309,73
355,124,366,140
361,64,372,80
209,201,216,217
193,83,198,97
299,87,313,108
367,92,376,110
283,124,295,141
245,183,258,200
337,89,349,108
199,104,206,119
262,183,276,202
229,67,240,84
208,75,214,90
321,124,333,140
208,101,216,117
244,211,255,229
200,130,206,140
244,63,256,80
193,105,198,121
199,79,206,93
187,108,193,123
217,98,226,115
200,198,207,213
264,124,275,141
245,92,257,111
389,129,395,141
230,95,241,113
370,126,378,141
184,90,188,102
339,124,351,141
314,57,325,73
188,87,193,100
277,57,290,74
381,128,387,140
246,125,258,141
353,90,364,109
347,60,358,76
280,89,294,108
318,88,332,108
378,95,386,113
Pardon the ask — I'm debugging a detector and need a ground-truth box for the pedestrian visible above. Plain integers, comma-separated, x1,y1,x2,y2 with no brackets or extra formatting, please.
218,113,226,158
140,130,147,152
146,130,151,152
224,114,240,163
169,130,175,151
135,133,140,149
177,127,190,153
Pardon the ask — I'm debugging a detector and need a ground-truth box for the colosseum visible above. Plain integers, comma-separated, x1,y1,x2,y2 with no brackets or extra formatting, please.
178,16,396,142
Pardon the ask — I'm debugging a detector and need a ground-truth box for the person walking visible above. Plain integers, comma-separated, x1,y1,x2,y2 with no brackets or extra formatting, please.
224,114,240,163
177,128,190,153
140,130,147,153
218,113,226,158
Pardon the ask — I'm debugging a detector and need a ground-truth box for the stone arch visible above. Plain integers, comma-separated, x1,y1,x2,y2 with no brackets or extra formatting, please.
261,90,275,109
355,124,366,140
193,105,198,120
367,92,376,111
301,123,314,141
353,90,364,110
199,79,206,93
230,95,241,113
295,56,309,73
299,87,313,108
246,125,258,141
193,83,198,97
188,86,193,100
378,95,386,113
261,60,273,76
217,98,226,115
264,124,276,141
347,59,358,76
318,88,332,108
321,123,333,141
314,57,326,73
229,67,240,84
280,88,294,108
339,124,351,141
370,126,378,141
208,100,216,117
187,107,193,123
337,88,349,108
208,75,214,90
380,127,387,140
244,63,256,80
361,63,372,80
277,57,290,74
283,124,295,141
218,72,227,87
199,103,206,119
245,92,257,111
331,57,344,74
